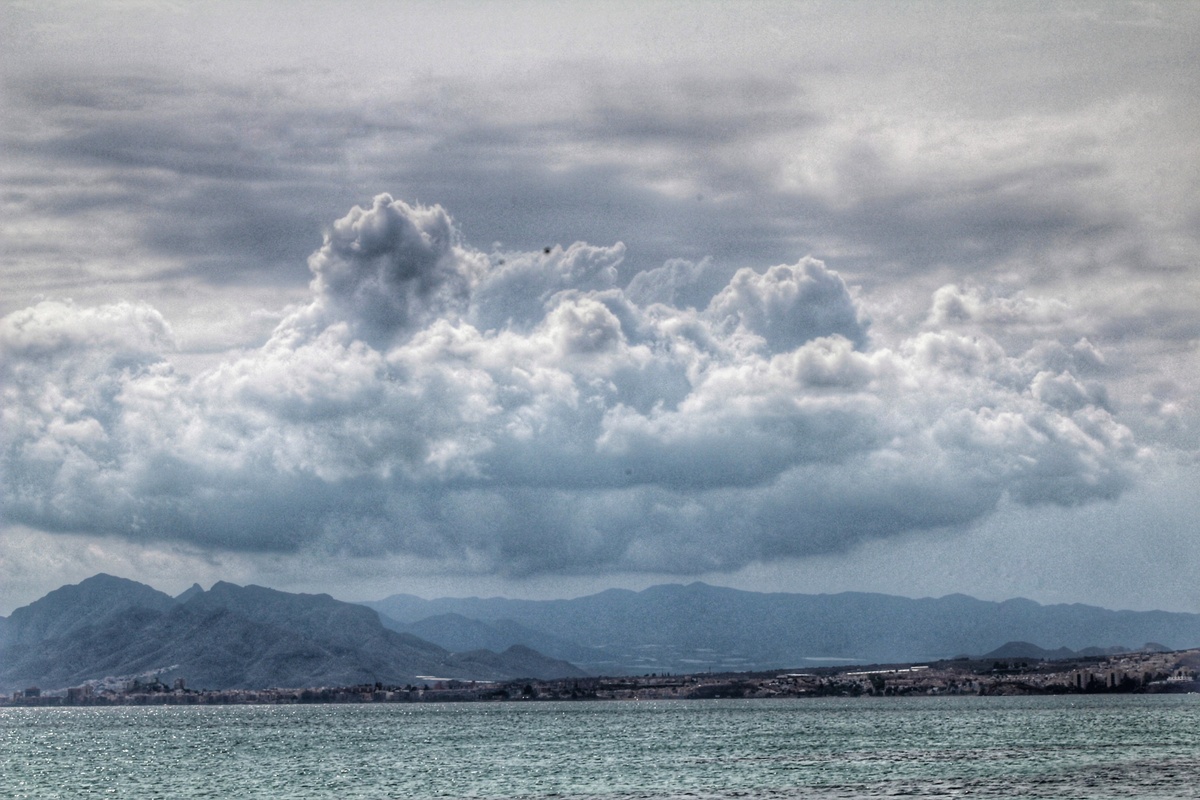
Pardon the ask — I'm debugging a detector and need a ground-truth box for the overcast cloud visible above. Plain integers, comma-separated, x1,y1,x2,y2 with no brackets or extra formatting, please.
1,1,1197,613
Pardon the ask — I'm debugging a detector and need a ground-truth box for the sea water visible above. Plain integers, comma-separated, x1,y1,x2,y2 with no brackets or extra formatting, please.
2,695,1198,799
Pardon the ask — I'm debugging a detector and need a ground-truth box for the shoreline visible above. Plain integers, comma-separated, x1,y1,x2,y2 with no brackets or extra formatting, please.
6,648,1197,707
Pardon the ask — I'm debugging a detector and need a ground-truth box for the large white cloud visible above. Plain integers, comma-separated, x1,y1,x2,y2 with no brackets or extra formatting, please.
0,197,1145,574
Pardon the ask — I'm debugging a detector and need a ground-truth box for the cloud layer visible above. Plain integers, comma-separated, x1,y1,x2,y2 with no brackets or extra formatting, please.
1,197,1143,576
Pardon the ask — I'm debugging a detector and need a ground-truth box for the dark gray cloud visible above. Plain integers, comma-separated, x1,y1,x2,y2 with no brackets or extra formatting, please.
6,40,1193,318
582,74,818,147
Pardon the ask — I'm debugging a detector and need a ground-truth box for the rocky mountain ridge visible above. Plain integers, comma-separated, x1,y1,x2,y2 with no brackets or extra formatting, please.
0,575,584,693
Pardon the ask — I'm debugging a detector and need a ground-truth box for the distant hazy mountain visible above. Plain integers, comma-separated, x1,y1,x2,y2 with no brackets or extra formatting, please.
980,641,1151,661
377,612,611,666
0,575,585,693
361,582,1200,674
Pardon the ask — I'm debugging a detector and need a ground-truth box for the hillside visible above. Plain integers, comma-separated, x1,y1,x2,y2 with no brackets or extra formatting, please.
0,575,585,693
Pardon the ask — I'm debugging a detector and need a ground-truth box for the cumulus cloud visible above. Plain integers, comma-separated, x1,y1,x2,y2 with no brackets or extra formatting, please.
0,300,175,360
303,195,488,344
706,257,868,352
624,257,718,309
2,301,179,534
927,284,1073,330
0,198,1146,575
469,241,625,332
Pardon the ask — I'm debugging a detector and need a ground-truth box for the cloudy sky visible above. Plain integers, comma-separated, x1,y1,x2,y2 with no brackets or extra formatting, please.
2,1,1198,615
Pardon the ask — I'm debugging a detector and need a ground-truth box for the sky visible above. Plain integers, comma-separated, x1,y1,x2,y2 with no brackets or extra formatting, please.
2,1,1198,616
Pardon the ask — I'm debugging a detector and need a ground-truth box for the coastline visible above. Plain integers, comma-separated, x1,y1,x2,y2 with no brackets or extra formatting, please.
6,648,1197,707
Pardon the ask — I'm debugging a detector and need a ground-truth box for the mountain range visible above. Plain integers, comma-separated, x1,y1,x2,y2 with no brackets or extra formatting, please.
6,576,1200,693
979,640,1170,661
0,574,583,693
363,582,1200,674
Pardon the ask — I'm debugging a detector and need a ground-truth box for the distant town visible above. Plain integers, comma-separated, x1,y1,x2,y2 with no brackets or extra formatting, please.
5,647,1197,707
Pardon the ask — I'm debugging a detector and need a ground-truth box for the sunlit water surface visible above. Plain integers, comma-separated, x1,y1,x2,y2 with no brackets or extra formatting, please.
2,695,1198,799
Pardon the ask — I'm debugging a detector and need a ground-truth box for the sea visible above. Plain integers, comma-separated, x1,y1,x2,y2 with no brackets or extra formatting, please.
2,695,1198,799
